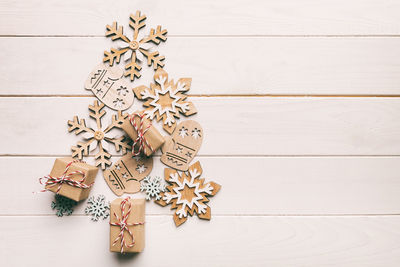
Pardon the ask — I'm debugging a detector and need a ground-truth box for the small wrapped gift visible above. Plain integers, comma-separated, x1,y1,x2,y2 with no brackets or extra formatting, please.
110,197,145,253
121,111,164,156
40,157,98,202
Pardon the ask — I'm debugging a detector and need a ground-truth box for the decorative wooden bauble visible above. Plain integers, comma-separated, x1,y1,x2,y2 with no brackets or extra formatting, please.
103,10,167,81
85,63,134,111
67,100,131,170
161,120,203,171
134,68,197,134
104,154,153,196
156,161,221,227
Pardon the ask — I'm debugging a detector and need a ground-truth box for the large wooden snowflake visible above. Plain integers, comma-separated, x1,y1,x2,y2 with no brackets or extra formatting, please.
68,100,131,170
134,68,197,134
103,11,167,81
156,161,221,227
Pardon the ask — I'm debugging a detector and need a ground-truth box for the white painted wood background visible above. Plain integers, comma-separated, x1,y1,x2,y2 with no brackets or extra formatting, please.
1,0,400,266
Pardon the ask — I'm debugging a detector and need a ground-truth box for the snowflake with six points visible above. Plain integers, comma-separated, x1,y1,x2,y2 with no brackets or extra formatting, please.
51,194,77,217
85,195,110,221
156,161,221,227
134,68,197,134
191,128,201,139
141,176,166,201
67,100,131,170
136,164,147,174
103,11,167,81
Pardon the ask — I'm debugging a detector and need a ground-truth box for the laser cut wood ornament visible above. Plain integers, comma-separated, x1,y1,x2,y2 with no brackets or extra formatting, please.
104,154,153,196
67,100,131,170
103,10,167,81
134,68,197,134
85,63,134,111
156,161,221,227
161,120,203,171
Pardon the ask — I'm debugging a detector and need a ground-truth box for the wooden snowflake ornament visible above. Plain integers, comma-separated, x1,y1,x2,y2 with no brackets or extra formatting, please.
103,11,167,81
134,68,197,134
156,161,221,227
68,100,131,170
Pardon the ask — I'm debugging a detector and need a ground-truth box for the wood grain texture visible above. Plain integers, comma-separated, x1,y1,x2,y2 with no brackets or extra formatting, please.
1,1,399,265
1,37,400,95
1,215,400,266
1,0,400,36
3,156,400,215
1,97,400,156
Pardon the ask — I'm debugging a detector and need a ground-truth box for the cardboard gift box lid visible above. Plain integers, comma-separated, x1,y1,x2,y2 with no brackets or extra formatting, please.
121,111,164,156
110,198,145,253
45,157,98,202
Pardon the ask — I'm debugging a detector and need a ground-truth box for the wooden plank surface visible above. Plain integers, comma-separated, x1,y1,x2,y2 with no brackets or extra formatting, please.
3,156,400,215
1,0,400,36
1,37,400,95
1,97,400,156
1,1,400,265
1,215,400,266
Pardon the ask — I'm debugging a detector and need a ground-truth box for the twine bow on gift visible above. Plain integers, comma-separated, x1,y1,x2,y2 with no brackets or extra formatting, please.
110,197,144,253
39,160,93,194
130,112,154,156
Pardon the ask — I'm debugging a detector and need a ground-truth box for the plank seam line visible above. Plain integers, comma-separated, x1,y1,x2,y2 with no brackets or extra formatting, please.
2,94,400,98
2,34,400,38
1,214,400,217
1,154,400,158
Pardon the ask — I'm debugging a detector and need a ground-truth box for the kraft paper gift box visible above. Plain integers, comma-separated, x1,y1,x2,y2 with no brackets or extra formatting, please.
121,111,164,156
110,198,145,253
45,157,98,202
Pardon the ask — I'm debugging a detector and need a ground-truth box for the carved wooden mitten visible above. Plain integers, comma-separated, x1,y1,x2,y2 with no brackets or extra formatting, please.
104,154,153,196
85,63,134,111
161,120,203,171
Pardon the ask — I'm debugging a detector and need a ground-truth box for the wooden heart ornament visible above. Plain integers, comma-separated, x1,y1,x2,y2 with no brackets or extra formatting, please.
85,63,134,111
161,120,203,171
104,154,153,196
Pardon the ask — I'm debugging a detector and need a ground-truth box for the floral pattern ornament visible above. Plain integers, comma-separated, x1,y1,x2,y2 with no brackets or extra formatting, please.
67,100,131,170
156,161,221,227
134,68,197,134
103,10,167,81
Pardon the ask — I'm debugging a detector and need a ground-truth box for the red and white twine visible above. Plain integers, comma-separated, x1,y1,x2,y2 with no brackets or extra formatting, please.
110,197,144,253
39,160,93,194
130,112,154,156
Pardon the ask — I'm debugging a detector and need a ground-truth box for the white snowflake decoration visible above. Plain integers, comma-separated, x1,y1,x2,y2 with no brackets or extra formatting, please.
84,195,110,221
140,176,166,201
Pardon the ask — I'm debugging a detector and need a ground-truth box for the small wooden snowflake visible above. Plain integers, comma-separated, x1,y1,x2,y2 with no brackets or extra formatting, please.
103,10,167,81
156,161,221,227
134,68,197,134
67,100,131,170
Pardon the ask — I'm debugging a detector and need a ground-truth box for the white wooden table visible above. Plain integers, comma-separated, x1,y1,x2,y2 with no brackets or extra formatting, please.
1,1,400,266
